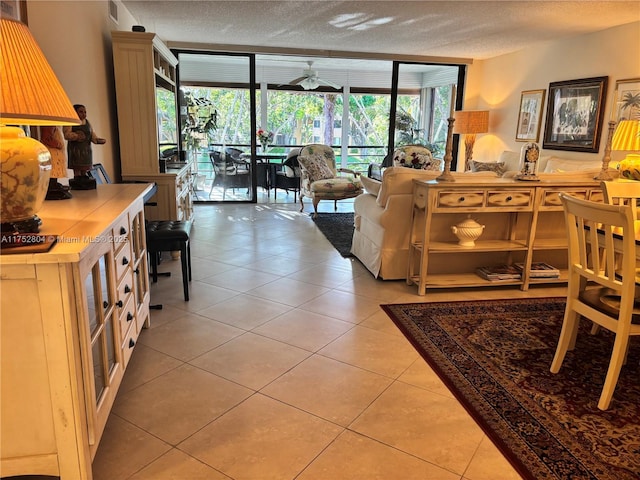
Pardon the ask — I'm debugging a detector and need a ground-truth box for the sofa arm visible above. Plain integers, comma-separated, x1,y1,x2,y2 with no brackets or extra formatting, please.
378,193,415,249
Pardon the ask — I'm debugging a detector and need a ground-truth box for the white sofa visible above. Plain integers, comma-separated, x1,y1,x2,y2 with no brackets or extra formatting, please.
351,152,610,280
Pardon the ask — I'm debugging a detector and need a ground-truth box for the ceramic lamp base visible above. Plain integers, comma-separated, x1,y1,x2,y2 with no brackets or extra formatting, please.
1,126,52,232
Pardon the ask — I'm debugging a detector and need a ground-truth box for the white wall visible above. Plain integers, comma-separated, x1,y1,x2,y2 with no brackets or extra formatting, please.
464,21,640,167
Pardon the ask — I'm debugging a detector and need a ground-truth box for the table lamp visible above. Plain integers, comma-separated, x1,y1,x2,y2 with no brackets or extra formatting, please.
611,119,640,181
454,110,489,171
1,18,80,233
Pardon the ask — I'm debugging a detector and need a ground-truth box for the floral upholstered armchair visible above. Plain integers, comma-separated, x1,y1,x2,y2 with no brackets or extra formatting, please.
298,144,363,217
392,145,440,170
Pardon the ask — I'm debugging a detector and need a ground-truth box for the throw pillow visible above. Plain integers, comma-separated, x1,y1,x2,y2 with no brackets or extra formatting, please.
470,161,506,176
360,175,381,197
298,153,334,182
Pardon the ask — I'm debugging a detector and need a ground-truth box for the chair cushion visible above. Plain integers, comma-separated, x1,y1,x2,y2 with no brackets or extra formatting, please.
298,153,335,182
146,220,192,243
310,177,362,198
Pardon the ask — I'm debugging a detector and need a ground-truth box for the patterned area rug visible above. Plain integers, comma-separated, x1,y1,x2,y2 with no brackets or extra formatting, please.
311,212,354,257
382,298,640,480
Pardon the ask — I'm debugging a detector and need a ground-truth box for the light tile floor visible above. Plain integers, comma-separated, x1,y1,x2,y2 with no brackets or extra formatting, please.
90,197,567,480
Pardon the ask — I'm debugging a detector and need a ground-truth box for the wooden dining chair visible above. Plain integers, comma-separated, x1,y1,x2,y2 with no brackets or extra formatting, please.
550,193,640,410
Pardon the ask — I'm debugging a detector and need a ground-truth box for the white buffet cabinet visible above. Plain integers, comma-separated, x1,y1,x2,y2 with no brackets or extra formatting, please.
0,184,153,479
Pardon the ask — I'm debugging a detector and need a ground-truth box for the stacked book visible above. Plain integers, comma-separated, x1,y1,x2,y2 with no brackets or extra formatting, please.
514,262,560,278
475,264,521,281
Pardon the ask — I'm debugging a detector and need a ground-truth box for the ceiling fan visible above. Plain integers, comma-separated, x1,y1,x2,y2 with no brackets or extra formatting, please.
289,61,340,90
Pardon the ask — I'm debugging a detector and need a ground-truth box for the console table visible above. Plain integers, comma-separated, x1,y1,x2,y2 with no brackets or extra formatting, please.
1,184,153,479
407,177,603,295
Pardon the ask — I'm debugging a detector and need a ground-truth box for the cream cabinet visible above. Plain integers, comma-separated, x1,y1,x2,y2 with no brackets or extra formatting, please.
407,178,602,295
111,30,193,221
0,184,153,479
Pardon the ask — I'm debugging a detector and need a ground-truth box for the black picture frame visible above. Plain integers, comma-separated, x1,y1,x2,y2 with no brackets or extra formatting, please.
542,76,608,153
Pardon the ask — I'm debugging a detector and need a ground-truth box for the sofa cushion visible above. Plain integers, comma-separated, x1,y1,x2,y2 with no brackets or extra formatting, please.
543,156,602,173
470,160,506,176
376,167,441,207
298,153,334,182
360,175,382,197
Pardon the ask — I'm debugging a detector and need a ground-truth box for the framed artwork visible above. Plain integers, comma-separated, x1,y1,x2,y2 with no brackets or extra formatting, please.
0,0,27,23
542,76,608,153
516,89,546,142
611,77,640,122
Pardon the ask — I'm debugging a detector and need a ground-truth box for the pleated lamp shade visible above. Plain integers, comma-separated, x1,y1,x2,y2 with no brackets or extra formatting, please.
1,18,79,125
1,18,79,233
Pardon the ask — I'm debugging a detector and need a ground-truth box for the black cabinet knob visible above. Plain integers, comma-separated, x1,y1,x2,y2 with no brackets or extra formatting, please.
120,227,127,235
116,300,123,308
506,196,512,202
128,338,135,348
103,301,109,309
124,285,131,293
122,257,129,266
127,312,133,321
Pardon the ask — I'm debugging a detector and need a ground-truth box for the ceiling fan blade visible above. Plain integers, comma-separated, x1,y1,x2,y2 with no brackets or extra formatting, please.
289,75,307,85
318,78,341,89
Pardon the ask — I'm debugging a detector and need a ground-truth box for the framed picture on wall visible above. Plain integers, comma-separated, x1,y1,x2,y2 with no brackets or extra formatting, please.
515,89,546,142
1,0,28,23
611,77,640,122
542,76,608,153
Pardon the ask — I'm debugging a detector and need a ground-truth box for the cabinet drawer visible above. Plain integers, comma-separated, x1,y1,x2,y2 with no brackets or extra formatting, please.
114,241,133,281
116,268,134,313
437,191,484,208
542,189,588,206
122,333,136,368
487,190,533,208
112,213,131,246
118,295,136,340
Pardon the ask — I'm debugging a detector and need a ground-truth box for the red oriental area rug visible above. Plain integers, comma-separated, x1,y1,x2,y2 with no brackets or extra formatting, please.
381,298,640,480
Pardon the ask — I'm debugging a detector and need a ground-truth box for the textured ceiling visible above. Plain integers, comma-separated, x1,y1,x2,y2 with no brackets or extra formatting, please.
121,1,640,61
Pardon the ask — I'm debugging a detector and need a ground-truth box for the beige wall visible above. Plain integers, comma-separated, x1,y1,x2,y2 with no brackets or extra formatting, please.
27,1,137,181
464,21,640,168
24,3,639,178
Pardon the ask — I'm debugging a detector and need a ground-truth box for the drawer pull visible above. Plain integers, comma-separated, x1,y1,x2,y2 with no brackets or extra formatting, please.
124,284,131,293
116,300,124,308
120,227,127,235
134,268,140,275
103,301,109,309
506,196,512,202
127,312,133,322
458,196,465,202
128,338,135,348
122,257,129,266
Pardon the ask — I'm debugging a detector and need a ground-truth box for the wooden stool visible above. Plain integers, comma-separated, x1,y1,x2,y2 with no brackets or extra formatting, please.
145,220,192,301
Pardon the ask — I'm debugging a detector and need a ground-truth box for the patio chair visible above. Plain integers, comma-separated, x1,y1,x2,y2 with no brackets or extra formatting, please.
272,147,301,202
209,151,250,200
298,144,363,217
550,193,640,410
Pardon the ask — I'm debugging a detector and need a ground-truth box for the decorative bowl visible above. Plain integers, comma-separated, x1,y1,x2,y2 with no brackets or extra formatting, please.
451,215,485,246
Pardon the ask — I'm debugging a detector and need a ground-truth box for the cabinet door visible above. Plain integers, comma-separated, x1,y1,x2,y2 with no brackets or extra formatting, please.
78,242,123,451
131,209,150,331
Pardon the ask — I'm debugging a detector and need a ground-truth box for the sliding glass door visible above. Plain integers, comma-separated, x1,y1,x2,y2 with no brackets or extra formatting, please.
177,52,257,202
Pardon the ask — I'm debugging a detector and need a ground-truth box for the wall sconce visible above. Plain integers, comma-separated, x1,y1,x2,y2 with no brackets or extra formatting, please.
1,18,80,234
454,110,489,171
